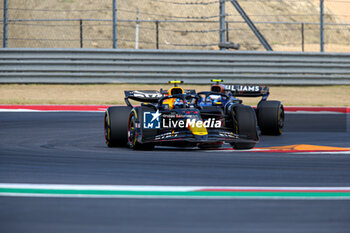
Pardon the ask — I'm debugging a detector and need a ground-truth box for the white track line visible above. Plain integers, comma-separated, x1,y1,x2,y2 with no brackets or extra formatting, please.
2,193,350,200
1,183,350,191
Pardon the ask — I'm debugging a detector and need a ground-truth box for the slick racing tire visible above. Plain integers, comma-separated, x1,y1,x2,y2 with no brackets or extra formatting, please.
230,105,258,150
128,107,155,150
105,106,132,147
257,101,284,135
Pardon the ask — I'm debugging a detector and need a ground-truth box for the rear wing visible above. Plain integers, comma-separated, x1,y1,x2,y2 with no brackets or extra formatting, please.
125,90,163,103
160,89,196,95
184,89,196,95
223,85,269,97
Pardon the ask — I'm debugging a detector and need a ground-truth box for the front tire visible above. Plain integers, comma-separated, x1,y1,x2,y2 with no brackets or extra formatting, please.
127,108,155,150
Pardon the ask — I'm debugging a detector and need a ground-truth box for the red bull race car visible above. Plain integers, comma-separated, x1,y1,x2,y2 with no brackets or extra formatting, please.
104,80,284,150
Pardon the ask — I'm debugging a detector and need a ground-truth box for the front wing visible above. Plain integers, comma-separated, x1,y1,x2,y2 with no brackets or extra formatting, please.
138,128,257,145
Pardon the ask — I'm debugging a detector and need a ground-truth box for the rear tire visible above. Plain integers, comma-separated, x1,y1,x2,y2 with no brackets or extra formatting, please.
104,106,131,147
257,101,284,135
230,105,258,150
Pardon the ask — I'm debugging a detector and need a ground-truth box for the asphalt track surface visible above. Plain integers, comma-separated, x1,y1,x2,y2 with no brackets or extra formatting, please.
1,111,350,233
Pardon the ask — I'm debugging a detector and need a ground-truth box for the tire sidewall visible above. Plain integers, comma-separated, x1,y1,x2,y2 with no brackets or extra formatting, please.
105,106,131,147
230,104,258,149
127,106,155,150
257,100,284,135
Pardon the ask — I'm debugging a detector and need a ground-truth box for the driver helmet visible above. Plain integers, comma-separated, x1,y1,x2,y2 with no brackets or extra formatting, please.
173,98,184,108
206,96,212,102
208,95,222,104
